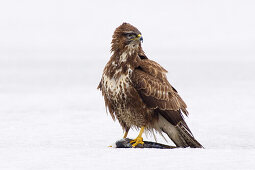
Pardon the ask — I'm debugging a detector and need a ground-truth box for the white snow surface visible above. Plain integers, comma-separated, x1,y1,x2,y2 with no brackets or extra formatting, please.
1,0,255,169
1,55,255,170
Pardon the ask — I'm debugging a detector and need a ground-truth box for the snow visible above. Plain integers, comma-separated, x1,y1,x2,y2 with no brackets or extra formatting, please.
1,0,255,169
1,55,254,170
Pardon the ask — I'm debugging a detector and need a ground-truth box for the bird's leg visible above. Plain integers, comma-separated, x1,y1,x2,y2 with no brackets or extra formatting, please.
123,127,130,138
130,126,145,147
123,130,129,138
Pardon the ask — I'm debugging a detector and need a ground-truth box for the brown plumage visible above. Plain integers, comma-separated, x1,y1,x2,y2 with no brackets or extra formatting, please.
98,23,203,148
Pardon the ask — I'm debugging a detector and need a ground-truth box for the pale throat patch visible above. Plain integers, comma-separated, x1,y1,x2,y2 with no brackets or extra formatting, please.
119,43,139,63
119,52,128,63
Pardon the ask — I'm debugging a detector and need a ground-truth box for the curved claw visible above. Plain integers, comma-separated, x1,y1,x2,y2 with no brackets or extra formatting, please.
130,137,144,147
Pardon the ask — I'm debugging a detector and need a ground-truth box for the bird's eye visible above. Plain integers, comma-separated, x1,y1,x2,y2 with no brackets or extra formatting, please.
126,33,136,39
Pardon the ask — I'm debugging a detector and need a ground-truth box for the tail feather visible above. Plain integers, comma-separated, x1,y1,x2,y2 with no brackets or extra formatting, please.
157,115,203,148
176,121,203,148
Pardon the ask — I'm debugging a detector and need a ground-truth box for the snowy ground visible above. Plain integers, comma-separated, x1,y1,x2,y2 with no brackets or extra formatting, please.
0,53,255,170
1,0,255,169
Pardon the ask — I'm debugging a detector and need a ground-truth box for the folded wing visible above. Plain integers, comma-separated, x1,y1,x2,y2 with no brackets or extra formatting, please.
131,59,188,116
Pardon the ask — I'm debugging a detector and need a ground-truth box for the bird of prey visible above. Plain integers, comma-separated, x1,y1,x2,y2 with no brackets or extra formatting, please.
98,23,203,148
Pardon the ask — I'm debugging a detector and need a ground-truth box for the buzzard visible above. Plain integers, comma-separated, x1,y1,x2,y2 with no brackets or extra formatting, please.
98,23,203,148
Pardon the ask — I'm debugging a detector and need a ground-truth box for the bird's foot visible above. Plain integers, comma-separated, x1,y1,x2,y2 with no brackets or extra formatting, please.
130,137,144,147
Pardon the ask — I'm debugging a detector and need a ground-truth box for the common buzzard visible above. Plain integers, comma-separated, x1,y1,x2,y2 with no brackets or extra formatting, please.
98,23,203,148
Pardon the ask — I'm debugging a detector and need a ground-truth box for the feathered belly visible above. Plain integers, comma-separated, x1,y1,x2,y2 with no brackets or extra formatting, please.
102,73,150,127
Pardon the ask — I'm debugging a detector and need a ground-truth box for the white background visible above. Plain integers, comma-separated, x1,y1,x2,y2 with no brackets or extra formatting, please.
0,0,255,169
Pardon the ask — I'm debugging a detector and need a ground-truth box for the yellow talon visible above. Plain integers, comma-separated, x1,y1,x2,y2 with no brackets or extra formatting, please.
130,126,145,148
130,136,144,147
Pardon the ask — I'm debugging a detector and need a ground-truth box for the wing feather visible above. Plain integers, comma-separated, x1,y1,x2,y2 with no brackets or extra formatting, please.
131,59,188,116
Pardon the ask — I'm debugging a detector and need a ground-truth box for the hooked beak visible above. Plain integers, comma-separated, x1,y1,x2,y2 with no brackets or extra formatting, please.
137,34,143,43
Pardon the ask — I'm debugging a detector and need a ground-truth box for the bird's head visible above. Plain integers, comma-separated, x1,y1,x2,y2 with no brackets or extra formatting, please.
111,23,143,53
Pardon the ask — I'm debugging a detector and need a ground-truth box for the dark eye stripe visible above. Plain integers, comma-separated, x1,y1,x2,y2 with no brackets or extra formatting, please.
123,32,137,36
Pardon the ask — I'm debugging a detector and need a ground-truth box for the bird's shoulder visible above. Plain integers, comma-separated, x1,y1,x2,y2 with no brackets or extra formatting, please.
134,59,168,82
131,58,188,115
